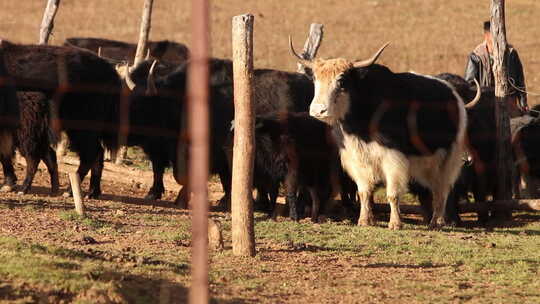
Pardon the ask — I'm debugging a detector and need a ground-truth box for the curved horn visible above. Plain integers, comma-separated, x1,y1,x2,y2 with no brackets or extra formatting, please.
353,42,391,68
123,63,136,91
465,78,481,109
288,36,313,69
146,60,158,96
145,49,151,60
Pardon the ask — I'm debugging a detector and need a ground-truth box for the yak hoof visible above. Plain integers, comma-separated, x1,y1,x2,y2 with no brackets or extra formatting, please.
358,216,376,227
428,218,445,230
388,220,403,230
85,192,101,199
0,184,14,192
144,193,160,201
62,191,72,198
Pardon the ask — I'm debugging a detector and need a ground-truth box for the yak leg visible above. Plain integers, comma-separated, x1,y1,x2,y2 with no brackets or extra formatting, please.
42,147,59,195
18,156,39,195
386,179,403,230
145,155,167,201
357,188,376,226
429,183,452,230
0,153,16,192
175,184,189,209
308,187,321,223
87,146,104,199
268,183,279,218
285,169,300,221
217,171,231,210
216,154,232,210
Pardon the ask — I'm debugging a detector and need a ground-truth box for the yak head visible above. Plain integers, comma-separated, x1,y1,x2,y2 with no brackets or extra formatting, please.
289,37,389,124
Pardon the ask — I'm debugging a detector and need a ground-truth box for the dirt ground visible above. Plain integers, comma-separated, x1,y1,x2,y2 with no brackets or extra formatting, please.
1,156,540,304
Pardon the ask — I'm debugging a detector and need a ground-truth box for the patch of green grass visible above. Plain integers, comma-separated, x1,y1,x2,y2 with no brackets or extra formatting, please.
0,236,189,303
0,236,102,293
148,220,191,242
253,216,540,302
58,211,109,230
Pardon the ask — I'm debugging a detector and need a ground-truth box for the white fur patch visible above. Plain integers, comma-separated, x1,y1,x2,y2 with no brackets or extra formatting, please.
310,77,351,124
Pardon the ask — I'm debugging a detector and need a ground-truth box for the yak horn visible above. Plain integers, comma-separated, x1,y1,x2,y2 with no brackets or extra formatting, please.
123,63,136,91
288,36,313,69
146,60,158,96
97,47,102,57
353,42,391,68
464,78,481,109
145,49,151,60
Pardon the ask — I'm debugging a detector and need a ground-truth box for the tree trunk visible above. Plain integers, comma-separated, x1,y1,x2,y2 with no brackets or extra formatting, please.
133,0,154,67
39,0,61,45
188,0,210,303
491,0,513,219
231,14,256,257
297,23,324,74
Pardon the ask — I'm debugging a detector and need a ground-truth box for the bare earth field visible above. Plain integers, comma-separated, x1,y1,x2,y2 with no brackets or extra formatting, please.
0,159,540,303
2,0,540,303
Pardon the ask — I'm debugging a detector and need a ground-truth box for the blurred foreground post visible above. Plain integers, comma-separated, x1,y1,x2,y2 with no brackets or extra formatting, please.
39,0,61,45
68,173,85,216
491,0,513,218
188,0,210,303
297,23,324,74
231,14,256,257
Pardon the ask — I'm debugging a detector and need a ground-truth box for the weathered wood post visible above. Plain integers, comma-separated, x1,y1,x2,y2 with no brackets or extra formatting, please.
38,0,69,162
188,0,210,302
491,0,514,219
231,14,256,257
133,0,154,67
39,0,61,45
114,0,155,165
68,173,85,216
297,23,324,74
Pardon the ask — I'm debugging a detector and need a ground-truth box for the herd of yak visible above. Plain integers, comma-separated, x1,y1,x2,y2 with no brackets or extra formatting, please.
0,36,539,229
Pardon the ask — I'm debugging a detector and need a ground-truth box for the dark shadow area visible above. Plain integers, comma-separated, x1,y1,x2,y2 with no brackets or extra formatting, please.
0,280,75,303
363,262,448,269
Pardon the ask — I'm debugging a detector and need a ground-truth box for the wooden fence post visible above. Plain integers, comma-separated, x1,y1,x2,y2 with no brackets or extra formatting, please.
133,0,154,67
188,0,210,303
297,23,324,74
231,14,256,257
491,0,513,219
68,173,85,216
115,0,154,165
39,0,61,45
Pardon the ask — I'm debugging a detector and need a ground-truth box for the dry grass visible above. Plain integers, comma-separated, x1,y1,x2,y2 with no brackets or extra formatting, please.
1,0,540,103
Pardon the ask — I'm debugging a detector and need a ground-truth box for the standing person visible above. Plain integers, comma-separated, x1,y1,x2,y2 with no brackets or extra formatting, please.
464,21,528,114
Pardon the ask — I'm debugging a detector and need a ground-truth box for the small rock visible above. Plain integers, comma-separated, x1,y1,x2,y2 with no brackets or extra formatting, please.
484,242,496,248
115,210,125,217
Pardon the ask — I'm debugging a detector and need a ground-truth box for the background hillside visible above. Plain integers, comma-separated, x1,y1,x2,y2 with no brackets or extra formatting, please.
1,0,539,103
